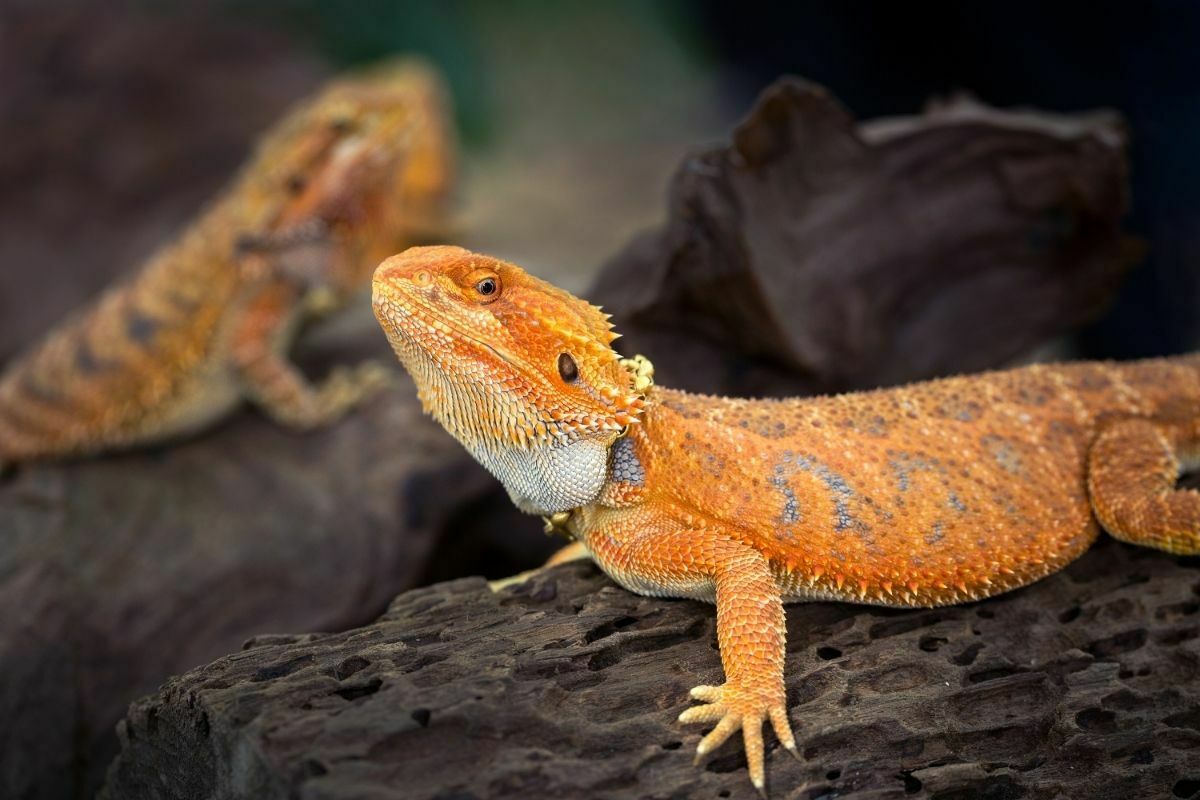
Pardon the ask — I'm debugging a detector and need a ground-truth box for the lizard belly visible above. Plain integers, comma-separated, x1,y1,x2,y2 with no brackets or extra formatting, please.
126,361,244,445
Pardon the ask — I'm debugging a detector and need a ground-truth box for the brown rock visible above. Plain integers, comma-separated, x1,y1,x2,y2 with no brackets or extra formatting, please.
0,369,504,799
101,539,1200,799
592,78,1136,398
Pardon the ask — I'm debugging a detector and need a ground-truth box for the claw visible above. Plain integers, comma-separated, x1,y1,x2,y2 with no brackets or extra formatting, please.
695,714,741,761
678,682,796,795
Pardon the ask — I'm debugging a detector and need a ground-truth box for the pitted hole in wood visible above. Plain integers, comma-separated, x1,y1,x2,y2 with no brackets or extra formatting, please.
300,759,328,778
717,791,731,799
1129,748,1154,765
1165,709,1200,732
251,654,314,682
1157,601,1200,621
411,708,431,728
817,646,842,660
334,677,382,701
1086,629,1147,658
1159,627,1200,646
1173,779,1200,798
334,656,370,680
967,665,1025,684
868,613,942,640
1101,689,1144,711
586,619,708,671
898,770,922,793
1075,707,1118,733
826,769,841,780
919,635,948,652
703,750,746,775
661,740,682,750
976,607,995,619
584,615,639,643
952,642,984,666
1059,606,1081,623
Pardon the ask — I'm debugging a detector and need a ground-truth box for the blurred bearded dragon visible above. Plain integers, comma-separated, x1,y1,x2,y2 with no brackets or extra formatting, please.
0,58,454,463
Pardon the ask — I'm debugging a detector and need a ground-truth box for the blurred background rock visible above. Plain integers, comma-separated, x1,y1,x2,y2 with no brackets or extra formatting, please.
2,0,1198,362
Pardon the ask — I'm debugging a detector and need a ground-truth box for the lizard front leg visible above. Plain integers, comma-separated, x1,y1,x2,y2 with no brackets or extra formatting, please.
586,523,798,795
230,279,391,430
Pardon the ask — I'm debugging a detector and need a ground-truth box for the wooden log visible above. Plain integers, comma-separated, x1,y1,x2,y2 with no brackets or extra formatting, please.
592,78,1135,397
102,539,1200,800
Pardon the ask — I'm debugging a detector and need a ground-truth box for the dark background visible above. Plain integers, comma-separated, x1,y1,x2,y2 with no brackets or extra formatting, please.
3,0,1197,363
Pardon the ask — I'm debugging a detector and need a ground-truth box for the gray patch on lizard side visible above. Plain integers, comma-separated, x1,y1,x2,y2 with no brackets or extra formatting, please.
770,463,801,525
126,309,161,346
784,451,861,533
609,436,645,487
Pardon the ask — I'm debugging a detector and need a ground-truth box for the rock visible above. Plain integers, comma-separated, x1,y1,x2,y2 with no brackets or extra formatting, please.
0,298,544,799
0,366,509,799
101,538,1200,799
591,78,1136,398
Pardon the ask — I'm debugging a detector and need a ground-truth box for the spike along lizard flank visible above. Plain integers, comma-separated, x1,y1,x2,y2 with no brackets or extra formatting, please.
372,245,1200,795
0,59,455,464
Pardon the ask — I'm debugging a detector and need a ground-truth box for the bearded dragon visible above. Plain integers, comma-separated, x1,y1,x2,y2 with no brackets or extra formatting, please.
372,245,1200,795
0,58,454,463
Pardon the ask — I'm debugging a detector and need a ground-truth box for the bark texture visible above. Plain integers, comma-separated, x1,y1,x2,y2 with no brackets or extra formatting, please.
103,539,1200,800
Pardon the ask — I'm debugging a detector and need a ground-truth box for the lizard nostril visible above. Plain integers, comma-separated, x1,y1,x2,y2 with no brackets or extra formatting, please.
414,270,432,286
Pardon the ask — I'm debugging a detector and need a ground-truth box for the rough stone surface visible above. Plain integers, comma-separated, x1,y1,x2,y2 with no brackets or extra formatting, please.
0,363,509,799
102,538,1200,800
592,78,1135,398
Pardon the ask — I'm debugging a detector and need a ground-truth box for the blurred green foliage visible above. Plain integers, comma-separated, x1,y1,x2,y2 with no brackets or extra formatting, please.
213,0,706,148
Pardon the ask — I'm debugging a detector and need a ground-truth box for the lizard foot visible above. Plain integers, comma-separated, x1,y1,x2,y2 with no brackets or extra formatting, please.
290,361,395,430
678,682,797,796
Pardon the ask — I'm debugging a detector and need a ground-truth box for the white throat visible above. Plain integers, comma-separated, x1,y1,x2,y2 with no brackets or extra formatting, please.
469,436,610,515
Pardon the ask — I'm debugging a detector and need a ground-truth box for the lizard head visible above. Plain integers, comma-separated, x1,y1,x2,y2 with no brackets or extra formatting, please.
247,58,456,304
373,246,646,514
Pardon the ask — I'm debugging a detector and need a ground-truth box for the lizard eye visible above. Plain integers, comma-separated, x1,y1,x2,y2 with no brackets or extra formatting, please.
330,116,354,133
475,276,500,300
285,174,307,194
558,353,578,383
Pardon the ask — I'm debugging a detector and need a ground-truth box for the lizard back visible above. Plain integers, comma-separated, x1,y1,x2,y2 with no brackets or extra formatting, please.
628,356,1200,606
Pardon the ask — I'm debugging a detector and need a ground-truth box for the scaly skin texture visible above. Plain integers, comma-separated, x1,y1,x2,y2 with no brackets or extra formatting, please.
0,59,454,463
372,245,1200,795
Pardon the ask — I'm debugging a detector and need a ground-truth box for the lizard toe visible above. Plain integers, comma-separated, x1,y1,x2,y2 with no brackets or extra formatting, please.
679,681,790,796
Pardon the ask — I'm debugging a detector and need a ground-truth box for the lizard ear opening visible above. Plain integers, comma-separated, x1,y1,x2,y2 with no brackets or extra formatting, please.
558,353,579,383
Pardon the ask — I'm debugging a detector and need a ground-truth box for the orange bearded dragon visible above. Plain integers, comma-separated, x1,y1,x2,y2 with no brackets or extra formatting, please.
0,59,454,463
372,245,1200,795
